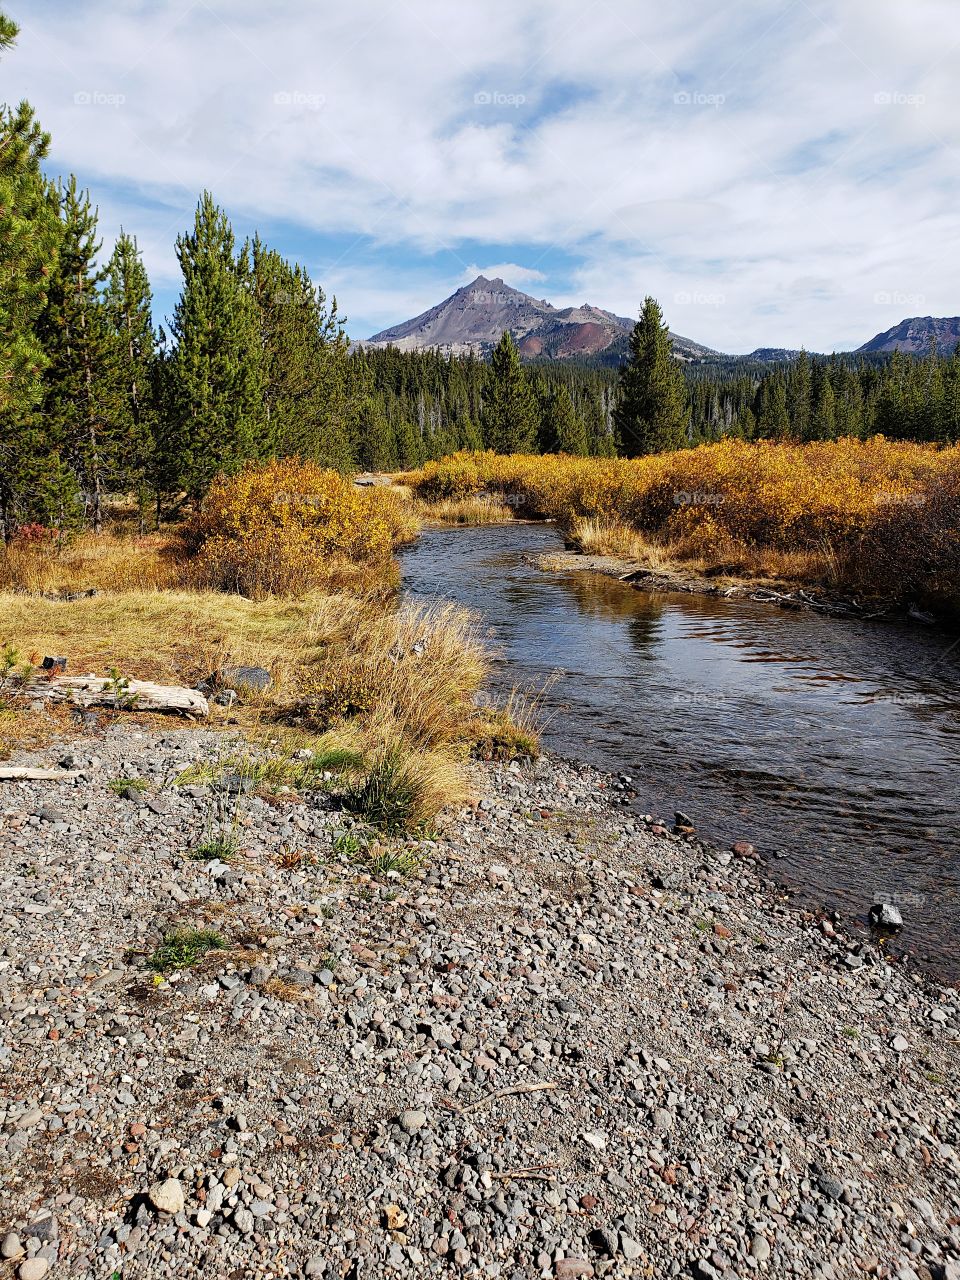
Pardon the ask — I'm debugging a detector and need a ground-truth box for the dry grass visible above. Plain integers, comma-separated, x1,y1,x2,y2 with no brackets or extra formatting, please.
568,517,835,585
300,601,489,746
409,441,960,610
0,584,526,828
0,531,184,595
0,464,537,827
568,518,648,561
414,495,515,526
0,588,349,690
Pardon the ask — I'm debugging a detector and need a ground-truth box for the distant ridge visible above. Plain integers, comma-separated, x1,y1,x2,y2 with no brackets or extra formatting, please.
857,316,960,357
363,280,960,366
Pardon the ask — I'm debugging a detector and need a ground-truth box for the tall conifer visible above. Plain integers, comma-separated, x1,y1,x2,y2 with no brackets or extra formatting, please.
614,297,688,456
169,192,263,499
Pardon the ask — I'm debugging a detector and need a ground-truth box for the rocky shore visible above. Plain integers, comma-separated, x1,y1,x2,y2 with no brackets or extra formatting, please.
1,723,958,1280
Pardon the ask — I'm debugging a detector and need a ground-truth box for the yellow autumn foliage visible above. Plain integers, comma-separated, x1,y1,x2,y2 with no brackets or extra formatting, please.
408,439,960,607
191,460,418,597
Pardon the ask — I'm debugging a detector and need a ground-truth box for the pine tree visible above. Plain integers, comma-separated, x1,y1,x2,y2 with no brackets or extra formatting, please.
789,350,812,439
39,177,124,534
168,192,264,500
542,384,588,454
247,236,349,462
103,231,156,529
811,370,836,440
481,331,539,453
354,395,396,471
0,15,64,536
756,374,790,437
614,297,688,456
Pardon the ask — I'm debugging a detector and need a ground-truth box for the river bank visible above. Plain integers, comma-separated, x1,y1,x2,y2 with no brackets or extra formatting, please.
2,721,959,1280
533,548,938,625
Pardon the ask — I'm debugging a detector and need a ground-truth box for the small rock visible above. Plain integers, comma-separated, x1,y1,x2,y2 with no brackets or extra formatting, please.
2,1234,24,1260
870,902,903,929
731,840,757,858
148,1178,185,1215
400,1109,427,1135
219,664,272,693
581,1131,606,1151
750,1235,771,1261
620,1235,643,1260
555,1261,595,1279
35,808,65,824
24,1217,56,1244
817,1174,844,1201
891,1035,910,1053
384,1204,408,1230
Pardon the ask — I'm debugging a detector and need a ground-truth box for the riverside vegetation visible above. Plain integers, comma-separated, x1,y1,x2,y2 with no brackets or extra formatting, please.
407,438,960,616
0,460,537,827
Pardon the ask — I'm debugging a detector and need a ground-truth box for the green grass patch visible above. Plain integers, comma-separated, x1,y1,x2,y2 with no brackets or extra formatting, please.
344,750,422,832
188,834,239,862
148,928,226,973
364,846,422,877
108,776,150,795
332,829,367,858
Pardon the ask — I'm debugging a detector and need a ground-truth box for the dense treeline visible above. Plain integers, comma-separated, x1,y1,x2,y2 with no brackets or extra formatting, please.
364,312,960,462
2,9,959,540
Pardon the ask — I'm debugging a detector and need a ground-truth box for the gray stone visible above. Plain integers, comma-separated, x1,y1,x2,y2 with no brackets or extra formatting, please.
869,902,903,929
219,665,272,693
750,1235,771,1260
18,1261,49,1280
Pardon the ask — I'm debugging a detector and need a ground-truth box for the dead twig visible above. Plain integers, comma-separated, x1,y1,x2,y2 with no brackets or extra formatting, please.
457,1081,558,1114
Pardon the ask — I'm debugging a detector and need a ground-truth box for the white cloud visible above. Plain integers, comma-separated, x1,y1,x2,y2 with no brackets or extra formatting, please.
5,0,958,349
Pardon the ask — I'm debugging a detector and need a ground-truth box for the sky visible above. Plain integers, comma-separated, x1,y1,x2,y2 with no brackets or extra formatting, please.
5,0,958,353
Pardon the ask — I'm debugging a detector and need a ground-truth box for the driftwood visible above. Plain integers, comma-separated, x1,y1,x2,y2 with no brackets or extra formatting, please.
0,766,81,781
22,676,209,718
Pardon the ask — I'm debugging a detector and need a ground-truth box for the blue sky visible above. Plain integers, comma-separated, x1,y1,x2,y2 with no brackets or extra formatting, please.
5,0,958,352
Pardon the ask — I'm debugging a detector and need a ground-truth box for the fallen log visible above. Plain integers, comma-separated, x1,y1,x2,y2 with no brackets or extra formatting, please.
21,676,209,717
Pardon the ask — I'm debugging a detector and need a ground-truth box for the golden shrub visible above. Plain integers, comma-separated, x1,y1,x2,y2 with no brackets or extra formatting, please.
191,460,404,597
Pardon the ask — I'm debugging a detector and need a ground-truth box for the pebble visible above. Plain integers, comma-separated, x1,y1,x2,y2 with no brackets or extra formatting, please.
2,1235,23,1260
400,1109,427,1134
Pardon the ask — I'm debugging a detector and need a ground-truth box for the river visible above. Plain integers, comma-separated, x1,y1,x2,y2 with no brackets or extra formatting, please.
401,522,960,982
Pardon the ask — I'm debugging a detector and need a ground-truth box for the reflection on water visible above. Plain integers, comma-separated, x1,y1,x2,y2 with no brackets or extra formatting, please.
401,523,960,981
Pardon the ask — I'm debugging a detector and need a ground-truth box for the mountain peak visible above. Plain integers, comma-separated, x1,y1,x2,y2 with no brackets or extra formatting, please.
367,278,716,362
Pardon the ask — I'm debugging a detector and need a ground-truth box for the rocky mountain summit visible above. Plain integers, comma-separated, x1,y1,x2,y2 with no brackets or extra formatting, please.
1,722,958,1279
366,277,717,363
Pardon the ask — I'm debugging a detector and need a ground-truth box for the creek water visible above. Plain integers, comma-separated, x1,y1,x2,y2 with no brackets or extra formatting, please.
400,521,960,983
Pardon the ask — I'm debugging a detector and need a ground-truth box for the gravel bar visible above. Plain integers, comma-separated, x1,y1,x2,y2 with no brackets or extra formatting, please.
1,724,957,1280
